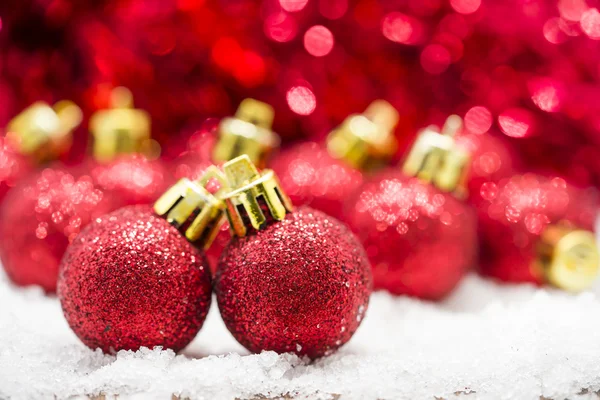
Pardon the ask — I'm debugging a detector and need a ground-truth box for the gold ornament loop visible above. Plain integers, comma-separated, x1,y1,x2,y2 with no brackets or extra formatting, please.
90,87,158,163
212,98,280,168
6,100,82,162
326,99,399,171
154,166,227,249
221,155,293,237
402,114,470,197
535,224,600,292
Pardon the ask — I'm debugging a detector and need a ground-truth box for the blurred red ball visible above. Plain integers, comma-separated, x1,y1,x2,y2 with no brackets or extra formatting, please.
0,136,32,202
88,155,172,206
346,171,477,300
476,173,598,284
215,206,372,358
270,142,363,220
0,166,119,292
58,205,212,353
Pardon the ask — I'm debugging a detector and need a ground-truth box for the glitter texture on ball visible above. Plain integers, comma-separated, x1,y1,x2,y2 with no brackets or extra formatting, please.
58,205,212,353
215,206,372,359
346,172,478,300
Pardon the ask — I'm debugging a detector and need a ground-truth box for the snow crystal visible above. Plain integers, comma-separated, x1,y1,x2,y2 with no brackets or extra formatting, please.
1,270,600,399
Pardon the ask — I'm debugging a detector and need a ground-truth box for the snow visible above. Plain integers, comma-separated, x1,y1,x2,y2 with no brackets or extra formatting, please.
2,271,600,400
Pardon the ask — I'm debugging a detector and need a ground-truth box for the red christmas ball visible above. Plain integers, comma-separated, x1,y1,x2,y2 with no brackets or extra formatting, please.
476,174,598,286
0,136,31,202
345,171,477,300
270,142,363,221
58,205,212,353
0,166,119,292
88,154,172,206
215,206,372,358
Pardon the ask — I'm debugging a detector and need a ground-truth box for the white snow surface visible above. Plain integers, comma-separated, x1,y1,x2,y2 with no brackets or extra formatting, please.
2,270,600,400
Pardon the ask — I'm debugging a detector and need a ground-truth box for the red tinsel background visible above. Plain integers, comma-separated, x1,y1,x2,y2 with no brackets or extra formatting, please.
2,0,600,187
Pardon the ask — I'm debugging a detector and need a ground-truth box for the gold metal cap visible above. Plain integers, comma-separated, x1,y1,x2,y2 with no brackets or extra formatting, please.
154,166,227,249
90,87,158,163
535,224,600,292
212,98,280,168
221,155,293,237
326,100,399,170
402,115,470,196
6,100,82,162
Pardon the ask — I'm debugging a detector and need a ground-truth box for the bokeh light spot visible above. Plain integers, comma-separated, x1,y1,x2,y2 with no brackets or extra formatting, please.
304,25,335,57
233,51,267,88
480,182,498,201
581,8,600,39
543,17,568,44
287,86,317,115
498,108,534,138
464,106,492,134
450,0,481,14
420,44,451,74
211,37,242,72
319,0,348,19
264,11,298,42
382,12,423,45
529,78,563,112
280,0,309,12
477,152,502,175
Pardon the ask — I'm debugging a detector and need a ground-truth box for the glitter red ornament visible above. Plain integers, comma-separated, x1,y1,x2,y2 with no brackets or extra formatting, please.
270,100,399,220
346,116,477,300
0,101,86,292
0,168,118,292
58,170,225,352
215,155,372,358
476,173,599,291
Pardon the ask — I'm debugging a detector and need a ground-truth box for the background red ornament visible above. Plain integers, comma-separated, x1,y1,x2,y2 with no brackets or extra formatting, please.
346,171,477,300
58,205,212,353
0,166,119,292
476,173,598,285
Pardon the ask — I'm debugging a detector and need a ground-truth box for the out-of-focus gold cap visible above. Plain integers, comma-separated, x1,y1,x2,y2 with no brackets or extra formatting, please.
221,155,293,237
154,166,227,249
326,100,399,170
212,99,280,168
6,100,82,162
89,87,158,163
402,115,470,197
535,224,600,292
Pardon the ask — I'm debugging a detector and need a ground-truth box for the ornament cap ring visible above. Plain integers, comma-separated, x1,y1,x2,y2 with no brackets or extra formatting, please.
537,226,600,292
